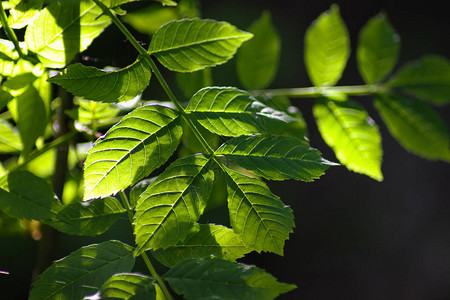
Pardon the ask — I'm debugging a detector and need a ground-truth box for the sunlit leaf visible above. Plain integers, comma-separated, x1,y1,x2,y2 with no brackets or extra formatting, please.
357,13,400,84
313,97,383,181
375,93,450,161
152,223,250,267
0,119,22,153
388,55,450,105
76,98,120,126
237,11,280,89
48,55,151,103
89,273,156,300
83,105,182,200
29,240,135,300
216,135,336,181
185,87,297,137
304,4,350,86
222,166,294,255
165,257,296,300
149,18,252,72
134,154,214,255
122,4,178,35
176,68,212,98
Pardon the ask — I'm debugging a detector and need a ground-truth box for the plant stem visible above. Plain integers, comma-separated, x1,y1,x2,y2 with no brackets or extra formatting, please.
253,84,385,98
118,191,134,225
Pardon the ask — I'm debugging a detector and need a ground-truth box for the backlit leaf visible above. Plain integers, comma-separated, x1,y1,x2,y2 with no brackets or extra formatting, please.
88,273,156,300
304,4,350,86
149,18,252,72
122,4,178,34
134,154,214,255
185,87,297,137
29,240,135,300
83,105,182,200
0,119,22,153
313,97,383,181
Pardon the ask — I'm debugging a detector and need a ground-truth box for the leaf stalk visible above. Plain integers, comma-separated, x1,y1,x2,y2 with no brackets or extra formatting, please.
253,84,386,98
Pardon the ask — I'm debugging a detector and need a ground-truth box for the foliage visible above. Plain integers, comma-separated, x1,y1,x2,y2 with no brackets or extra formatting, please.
0,0,448,299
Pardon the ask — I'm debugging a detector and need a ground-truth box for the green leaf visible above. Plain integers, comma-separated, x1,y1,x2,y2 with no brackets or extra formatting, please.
313,97,383,181
0,119,22,153
25,0,112,68
304,4,350,86
375,93,450,161
44,197,126,236
48,55,151,103
0,88,14,111
216,135,336,181
8,0,43,29
154,0,177,6
185,87,297,137
122,4,178,35
176,68,212,98
149,18,253,72
76,98,120,126
84,105,182,200
152,223,250,267
357,13,400,84
165,257,296,300
90,273,156,300
0,171,63,220
237,11,281,89
222,167,294,255
0,40,16,76
388,55,450,105
134,154,214,255
29,240,135,300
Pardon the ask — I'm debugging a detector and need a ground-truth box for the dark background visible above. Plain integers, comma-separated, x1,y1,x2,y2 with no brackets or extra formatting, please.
1,0,449,299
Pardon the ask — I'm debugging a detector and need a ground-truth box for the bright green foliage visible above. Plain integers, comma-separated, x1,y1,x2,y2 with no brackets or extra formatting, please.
149,18,253,72
44,197,126,235
75,98,120,126
216,134,336,181
91,273,156,300
134,155,214,254
152,223,250,267
83,105,182,200
375,93,450,161
165,257,296,300
122,4,179,34
237,11,281,89
0,118,22,153
0,40,16,76
223,167,295,255
357,13,400,84
25,0,112,68
48,55,151,102
185,87,297,136
388,55,450,105
0,171,64,220
29,240,135,300
314,97,383,181
304,4,350,86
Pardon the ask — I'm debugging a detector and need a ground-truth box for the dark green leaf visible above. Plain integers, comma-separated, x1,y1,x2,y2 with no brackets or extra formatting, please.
176,68,212,98
0,88,13,110
149,18,252,72
88,273,156,300
83,105,182,200
313,97,383,181
216,135,336,181
30,240,135,300
165,257,296,300
375,93,450,161
185,87,297,137
152,223,250,267
134,154,214,255
388,55,450,105
304,4,350,86
357,13,400,84
237,11,281,89
122,4,178,35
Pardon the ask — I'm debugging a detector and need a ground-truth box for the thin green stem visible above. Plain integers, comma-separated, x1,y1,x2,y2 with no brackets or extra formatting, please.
141,252,173,300
253,84,386,98
118,191,134,224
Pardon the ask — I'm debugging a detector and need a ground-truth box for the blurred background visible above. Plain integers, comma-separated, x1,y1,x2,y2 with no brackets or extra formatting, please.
1,0,449,299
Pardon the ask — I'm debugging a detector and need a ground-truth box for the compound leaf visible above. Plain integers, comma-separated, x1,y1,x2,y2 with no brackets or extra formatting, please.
388,55,450,106
165,257,296,300
29,240,135,300
134,154,214,255
25,0,112,68
216,135,336,181
152,223,250,267
237,11,281,89
48,55,151,103
222,167,294,255
357,13,400,84
185,87,297,137
149,18,253,72
83,105,182,200
313,97,383,181
375,93,450,161
304,4,350,86
88,273,156,300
